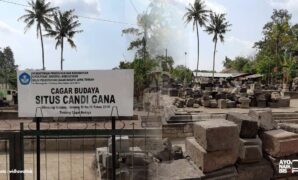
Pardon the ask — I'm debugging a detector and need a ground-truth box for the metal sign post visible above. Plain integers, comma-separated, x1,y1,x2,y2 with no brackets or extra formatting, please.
36,117,41,180
112,116,116,180
110,106,119,180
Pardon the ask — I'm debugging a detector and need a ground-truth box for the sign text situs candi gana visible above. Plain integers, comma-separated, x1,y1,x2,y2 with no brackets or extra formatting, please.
17,70,134,117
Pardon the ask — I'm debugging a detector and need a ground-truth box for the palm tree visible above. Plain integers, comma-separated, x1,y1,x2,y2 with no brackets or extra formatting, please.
19,0,57,70
205,12,231,80
184,0,209,76
45,10,82,70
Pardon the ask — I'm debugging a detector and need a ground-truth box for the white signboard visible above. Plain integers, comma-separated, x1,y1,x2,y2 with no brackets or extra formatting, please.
17,70,134,117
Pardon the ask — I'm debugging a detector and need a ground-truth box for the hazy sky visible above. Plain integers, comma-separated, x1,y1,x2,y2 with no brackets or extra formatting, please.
0,0,298,71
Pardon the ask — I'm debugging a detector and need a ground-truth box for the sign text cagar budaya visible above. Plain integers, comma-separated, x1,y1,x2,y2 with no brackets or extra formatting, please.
35,87,116,105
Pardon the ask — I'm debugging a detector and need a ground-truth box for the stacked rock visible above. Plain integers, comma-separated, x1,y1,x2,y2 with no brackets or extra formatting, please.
250,109,298,179
185,119,239,178
227,112,274,179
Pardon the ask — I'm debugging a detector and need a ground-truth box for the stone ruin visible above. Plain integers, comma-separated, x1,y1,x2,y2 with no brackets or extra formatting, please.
184,109,298,179
169,82,291,109
96,136,184,180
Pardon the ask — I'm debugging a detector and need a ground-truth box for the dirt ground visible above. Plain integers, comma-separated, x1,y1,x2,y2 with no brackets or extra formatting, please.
0,152,98,180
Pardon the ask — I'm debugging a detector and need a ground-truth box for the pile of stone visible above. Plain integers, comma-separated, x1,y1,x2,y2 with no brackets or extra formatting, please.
172,97,200,108
254,110,298,179
227,110,274,179
184,109,298,179
96,136,151,179
268,92,291,108
170,83,291,109
96,137,184,179
185,119,239,178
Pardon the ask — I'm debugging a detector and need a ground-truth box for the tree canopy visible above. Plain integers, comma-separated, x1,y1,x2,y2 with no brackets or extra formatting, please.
0,47,17,89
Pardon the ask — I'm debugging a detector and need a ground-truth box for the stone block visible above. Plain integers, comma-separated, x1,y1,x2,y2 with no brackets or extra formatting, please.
240,88,247,93
226,112,258,138
269,102,280,108
202,99,210,107
218,99,227,109
227,100,236,108
186,98,195,107
124,152,150,166
193,103,199,108
260,129,298,157
279,123,298,133
102,151,120,169
96,147,108,165
168,88,178,96
108,136,129,153
239,137,262,163
236,159,273,180
271,92,281,100
248,109,275,130
172,145,183,160
152,138,173,161
257,100,267,108
209,99,218,108
185,137,238,173
239,97,250,108
193,119,239,151
279,96,290,107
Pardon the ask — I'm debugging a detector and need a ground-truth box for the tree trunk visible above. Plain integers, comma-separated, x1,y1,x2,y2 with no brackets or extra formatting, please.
195,21,200,77
39,24,45,70
61,38,64,70
212,39,217,81
5,68,7,89
143,24,147,61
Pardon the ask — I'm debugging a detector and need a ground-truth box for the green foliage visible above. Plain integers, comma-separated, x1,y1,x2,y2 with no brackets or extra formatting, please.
205,13,231,43
282,54,297,84
184,0,209,72
205,12,231,78
223,57,232,69
19,0,58,70
170,65,193,84
155,55,174,72
184,0,209,29
45,9,82,70
254,51,275,74
0,47,17,89
118,58,157,97
254,9,297,74
223,56,255,73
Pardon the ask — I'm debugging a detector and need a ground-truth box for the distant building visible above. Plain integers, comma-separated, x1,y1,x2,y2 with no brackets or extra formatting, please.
193,71,262,84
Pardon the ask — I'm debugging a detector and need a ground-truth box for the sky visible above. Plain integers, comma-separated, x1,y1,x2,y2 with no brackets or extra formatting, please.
0,0,298,71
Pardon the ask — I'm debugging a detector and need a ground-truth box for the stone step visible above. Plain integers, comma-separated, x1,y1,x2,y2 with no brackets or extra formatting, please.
260,129,298,157
166,113,226,123
273,112,298,119
275,119,298,124
278,123,298,133
185,137,238,173
273,116,298,120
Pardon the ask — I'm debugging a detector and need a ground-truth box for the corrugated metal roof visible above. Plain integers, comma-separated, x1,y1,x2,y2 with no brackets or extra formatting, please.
193,72,233,78
243,74,263,79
